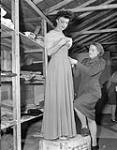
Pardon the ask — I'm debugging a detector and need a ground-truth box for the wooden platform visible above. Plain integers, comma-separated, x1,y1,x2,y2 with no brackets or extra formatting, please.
39,134,91,150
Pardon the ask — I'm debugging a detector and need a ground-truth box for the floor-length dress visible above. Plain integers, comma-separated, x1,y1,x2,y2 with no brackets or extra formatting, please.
41,30,76,140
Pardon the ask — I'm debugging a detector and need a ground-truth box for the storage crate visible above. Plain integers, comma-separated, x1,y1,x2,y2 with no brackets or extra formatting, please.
21,83,44,106
1,83,12,101
1,49,12,71
39,134,91,150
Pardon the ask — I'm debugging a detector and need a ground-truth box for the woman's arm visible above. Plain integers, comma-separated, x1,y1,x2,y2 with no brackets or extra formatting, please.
45,33,67,56
88,59,106,76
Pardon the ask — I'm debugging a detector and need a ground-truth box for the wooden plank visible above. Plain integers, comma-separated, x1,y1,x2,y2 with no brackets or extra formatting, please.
1,120,17,130
33,60,44,63
78,32,116,45
24,0,54,28
72,4,117,12
20,113,43,123
47,0,97,14
1,31,44,51
23,17,41,22
75,25,116,44
74,19,117,42
101,41,117,45
50,4,117,14
33,0,43,5
72,12,117,38
20,32,44,49
97,34,117,44
77,32,115,45
79,0,115,18
46,0,74,14
24,49,43,53
74,28,117,35
12,0,21,150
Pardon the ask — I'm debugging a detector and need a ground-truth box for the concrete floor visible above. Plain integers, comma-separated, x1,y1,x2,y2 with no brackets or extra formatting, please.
22,114,117,150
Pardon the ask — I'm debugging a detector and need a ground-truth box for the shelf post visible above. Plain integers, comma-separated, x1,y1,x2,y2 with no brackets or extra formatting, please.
12,0,21,150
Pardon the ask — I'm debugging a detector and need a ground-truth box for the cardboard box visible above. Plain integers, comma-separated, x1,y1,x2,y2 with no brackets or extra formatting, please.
39,135,91,150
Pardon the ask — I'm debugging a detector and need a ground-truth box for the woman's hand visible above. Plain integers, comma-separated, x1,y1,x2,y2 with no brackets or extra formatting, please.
58,38,67,47
69,57,78,67
66,37,72,48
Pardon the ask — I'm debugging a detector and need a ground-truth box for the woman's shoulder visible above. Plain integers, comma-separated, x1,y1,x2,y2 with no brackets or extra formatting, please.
45,30,62,40
46,30,55,36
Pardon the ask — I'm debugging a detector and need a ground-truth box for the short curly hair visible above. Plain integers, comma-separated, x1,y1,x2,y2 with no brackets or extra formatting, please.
55,10,73,21
91,42,104,57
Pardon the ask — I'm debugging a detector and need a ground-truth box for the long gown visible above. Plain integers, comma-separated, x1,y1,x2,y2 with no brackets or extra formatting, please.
41,30,76,140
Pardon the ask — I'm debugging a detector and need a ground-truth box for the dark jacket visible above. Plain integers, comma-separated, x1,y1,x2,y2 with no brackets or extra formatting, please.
73,57,106,99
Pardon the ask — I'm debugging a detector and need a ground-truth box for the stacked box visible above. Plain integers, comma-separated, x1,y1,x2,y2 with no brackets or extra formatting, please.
1,49,12,71
39,134,91,150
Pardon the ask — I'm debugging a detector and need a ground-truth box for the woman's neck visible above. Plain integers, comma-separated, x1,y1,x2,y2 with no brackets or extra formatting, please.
54,27,62,32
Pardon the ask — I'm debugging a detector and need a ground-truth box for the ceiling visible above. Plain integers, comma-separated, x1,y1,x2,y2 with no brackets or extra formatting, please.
2,0,117,58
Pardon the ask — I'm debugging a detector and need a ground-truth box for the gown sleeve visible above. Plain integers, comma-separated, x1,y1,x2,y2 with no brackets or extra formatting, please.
45,32,55,55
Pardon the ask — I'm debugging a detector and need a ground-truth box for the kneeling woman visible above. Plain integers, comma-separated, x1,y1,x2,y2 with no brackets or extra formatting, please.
73,43,105,150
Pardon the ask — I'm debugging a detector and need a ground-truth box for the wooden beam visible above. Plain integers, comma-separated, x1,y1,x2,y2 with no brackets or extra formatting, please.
98,34,117,43
78,31,116,45
75,23,117,44
50,4,117,14
33,0,43,5
24,0,54,28
46,0,74,14
102,42,117,45
80,13,117,33
47,0,97,14
24,48,43,53
23,17,41,22
72,12,117,38
75,28,117,35
33,60,44,64
73,19,117,42
72,4,117,12
79,0,115,18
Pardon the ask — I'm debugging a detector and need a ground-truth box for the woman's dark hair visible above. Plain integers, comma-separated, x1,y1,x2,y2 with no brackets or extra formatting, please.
55,10,73,21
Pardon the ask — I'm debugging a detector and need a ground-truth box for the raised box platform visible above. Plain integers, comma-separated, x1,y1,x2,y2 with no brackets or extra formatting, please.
39,134,91,150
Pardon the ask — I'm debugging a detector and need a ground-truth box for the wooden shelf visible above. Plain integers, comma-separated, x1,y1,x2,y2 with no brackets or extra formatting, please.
1,1,46,150
24,80,45,85
1,77,12,82
1,24,14,32
1,120,17,130
1,24,44,52
21,112,43,124
20,32,44,50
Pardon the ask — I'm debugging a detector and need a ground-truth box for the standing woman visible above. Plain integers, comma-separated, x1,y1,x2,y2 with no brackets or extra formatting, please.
41,10,77,140
73,43,105,150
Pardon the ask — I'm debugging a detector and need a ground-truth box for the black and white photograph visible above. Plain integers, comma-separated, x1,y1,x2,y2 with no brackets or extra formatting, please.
1,0,117,150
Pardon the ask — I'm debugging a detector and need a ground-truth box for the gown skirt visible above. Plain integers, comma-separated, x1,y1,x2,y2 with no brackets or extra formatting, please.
41,49,76,140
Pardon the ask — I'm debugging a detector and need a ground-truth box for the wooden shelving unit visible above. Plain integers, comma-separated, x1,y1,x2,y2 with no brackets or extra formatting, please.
1,0,51,150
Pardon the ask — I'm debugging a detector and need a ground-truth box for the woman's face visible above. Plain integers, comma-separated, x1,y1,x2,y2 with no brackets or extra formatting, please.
56,17,70,31
89,45,99,59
